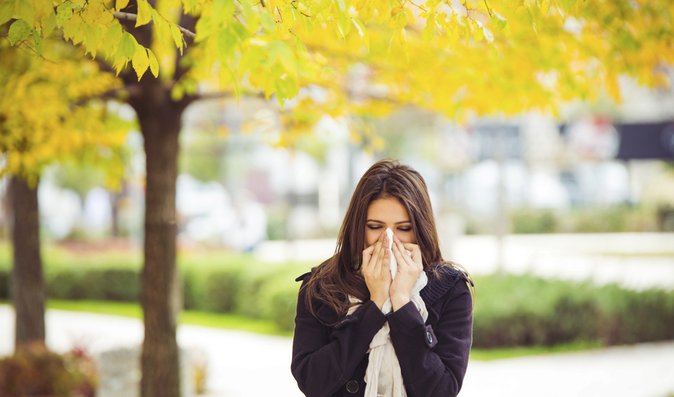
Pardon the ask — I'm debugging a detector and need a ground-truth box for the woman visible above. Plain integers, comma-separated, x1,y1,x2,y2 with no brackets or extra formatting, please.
291,159,473,397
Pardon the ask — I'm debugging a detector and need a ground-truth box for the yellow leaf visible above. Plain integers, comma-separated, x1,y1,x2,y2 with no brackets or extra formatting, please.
170,24,184,53
0,1,13,26
136,0,152,27
147,48,159,77
115,0,129,11
132,45,149,80
606,72,621,102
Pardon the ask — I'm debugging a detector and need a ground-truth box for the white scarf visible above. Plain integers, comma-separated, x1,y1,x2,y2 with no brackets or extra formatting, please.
349,229,428,397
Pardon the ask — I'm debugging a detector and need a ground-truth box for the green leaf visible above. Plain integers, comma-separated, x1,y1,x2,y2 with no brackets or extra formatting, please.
491,13,507,31
217,26,238,56
260,11,276,33
275,73,298,101
56,1,73,27
240,0,259,34
147,48,159,77
8,19,32,45
13,0,31,22
269,40,296,72
132,46,149,80
557,0,575,13
136,0,152,27
41,10,57,36
152,9,172,41
32,29,42,54
0,1,14,26
119,32,137,59
104,21,124,54
213,0,234,19
82,25,103,57
240,44,265,75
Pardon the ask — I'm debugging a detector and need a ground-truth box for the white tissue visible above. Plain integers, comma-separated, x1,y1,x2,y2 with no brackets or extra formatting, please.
385,227,397,278
385,227,428,296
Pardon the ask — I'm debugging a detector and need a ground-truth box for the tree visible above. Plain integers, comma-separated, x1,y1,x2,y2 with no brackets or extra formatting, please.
2,1,672,396
0,37,128,349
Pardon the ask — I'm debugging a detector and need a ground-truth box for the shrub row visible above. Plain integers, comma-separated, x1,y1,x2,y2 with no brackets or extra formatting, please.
507,206,662,234
472,275,674,348
180,255,304,332
1,254,673,347
0,252,304,334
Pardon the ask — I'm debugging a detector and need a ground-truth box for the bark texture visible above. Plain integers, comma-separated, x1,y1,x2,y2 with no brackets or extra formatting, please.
9,175,45,348
129,71,191,397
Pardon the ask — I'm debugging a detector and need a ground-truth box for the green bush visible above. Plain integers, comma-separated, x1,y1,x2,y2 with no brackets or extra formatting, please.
595,285,674,344
472,274,674,348
46,270,89,300
3,242,672,346
45,268,139,302
476,205,661,234
256,276,302,331
90,268,139,301
182,263,246,312
234,264,294,319
179,252,305,331
510,208,558,234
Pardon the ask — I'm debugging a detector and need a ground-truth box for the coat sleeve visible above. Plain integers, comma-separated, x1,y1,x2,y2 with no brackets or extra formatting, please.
387,278,473,397
291,277,387,397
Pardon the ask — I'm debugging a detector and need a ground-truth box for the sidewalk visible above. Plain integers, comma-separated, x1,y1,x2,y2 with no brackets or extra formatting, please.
2,306,673,397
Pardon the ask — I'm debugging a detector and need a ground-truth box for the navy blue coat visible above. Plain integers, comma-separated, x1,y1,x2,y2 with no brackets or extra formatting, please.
291,265,473,397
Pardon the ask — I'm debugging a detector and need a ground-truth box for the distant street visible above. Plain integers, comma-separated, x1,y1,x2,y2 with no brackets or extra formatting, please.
255,233,674,289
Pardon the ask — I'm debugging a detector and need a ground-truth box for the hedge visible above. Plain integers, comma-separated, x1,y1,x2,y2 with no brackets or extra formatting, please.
1,249,673,348
472,275,674,348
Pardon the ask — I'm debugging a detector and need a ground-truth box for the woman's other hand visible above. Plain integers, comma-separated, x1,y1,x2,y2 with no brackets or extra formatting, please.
390,235,423,311
362,232,391,310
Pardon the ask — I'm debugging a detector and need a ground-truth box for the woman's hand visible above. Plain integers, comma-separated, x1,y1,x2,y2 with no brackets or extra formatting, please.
390,235,423,311
362,232,391,310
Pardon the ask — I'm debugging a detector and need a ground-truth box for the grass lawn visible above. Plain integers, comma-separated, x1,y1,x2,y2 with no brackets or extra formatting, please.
45,300,288,336
470,341,602,361
25,300,604,361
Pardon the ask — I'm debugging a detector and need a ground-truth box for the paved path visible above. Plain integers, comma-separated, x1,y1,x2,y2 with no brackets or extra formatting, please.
2,306,673,397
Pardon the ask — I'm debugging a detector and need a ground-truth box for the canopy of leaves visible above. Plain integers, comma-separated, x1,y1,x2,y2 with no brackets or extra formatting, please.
0,39,130,185
1,0,672,139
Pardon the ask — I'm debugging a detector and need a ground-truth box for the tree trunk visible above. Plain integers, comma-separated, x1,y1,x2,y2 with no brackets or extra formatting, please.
120,6,195,395
9,175,45,348
132,85,187,397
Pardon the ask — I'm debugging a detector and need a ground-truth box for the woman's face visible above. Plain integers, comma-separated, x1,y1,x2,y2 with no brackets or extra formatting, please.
365,196,416,247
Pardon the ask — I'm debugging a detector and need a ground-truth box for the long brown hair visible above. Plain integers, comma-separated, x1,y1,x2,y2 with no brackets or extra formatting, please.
303,159,462,320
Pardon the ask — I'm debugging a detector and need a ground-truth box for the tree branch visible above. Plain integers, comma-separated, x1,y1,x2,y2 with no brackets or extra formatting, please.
70,88,128,108
185,89,266,102
173,12,198,82
113,11,196,40
483,0,493,17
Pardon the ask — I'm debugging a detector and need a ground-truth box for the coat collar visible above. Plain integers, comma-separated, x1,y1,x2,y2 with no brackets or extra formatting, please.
420,265,468,306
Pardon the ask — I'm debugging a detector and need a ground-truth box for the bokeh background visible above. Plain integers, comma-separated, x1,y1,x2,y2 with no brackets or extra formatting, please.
1,1,674,397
